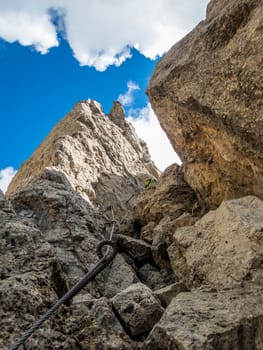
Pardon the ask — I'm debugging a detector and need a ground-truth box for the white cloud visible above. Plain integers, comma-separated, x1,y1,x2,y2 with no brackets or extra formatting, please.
0,166,17,193
0,8,58,53
0,0,209,70
118,81,140,106
127,103,181,171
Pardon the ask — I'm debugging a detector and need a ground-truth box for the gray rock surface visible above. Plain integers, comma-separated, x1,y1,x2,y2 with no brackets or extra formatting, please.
112,283,164,337
168,196,263,289
8,168,141,298
133,164,200,227
134,164,200,270
0,171,140,349
143,286,263,350
138,263,175,291
153,282,188,307
2,0,263,347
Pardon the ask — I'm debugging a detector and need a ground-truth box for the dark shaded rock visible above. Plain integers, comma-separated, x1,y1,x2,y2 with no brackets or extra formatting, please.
109,100,127,130
0,171,140,349
138,263,175,291
116,234,152,264
95,253,139,299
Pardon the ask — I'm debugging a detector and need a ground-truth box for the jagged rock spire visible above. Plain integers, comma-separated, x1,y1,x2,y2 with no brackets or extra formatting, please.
7,99,159,223
109,100,126,130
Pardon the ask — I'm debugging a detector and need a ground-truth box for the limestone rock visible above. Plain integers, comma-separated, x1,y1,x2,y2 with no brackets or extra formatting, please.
133,164,199,226
0,193,56,283
143,286,263,350
2,1,263,347
148,0,263,208
8,295,137,350
112,283,164,337
168,196,263,289
0,175,140,349
133,165,199,275
7,99,159,225
109,100,127,130
153,282,189,307
7,168,141,298
140,221,156,244
116,234,152,264
2,99,160,349
138,263,175,291
70,297,138,350
96,253,139,298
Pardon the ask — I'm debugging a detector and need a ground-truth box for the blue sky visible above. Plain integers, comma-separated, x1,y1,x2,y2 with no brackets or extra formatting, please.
0,0,209,192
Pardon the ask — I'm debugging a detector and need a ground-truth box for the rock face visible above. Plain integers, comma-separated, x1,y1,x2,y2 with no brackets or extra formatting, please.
133,164,201,287
112,283,164,337
2,0,263,348
143,286,263,350
1,100,161,349
0,171,139,349
133,164,200,227
7,99,159,225
168,196,263,289
148,0,263,208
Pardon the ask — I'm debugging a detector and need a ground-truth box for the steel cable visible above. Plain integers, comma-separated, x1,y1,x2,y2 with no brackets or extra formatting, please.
9,239,117,350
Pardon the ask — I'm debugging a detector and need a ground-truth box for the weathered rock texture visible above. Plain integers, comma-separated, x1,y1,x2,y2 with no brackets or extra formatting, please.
133,164,200,287
168,196,263,289
148,0,263,208
7,99,159,224
2,0,263,348
0,171,139,349
133,164,200,227
1,100,162,349
143,286,263,350
112,283,164,337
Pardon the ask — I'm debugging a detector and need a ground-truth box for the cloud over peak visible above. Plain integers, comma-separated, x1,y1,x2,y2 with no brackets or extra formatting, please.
0,0,209,70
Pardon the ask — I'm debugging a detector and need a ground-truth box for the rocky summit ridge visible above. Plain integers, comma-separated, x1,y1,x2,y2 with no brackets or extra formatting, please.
7,99,159,226
1,0,263,349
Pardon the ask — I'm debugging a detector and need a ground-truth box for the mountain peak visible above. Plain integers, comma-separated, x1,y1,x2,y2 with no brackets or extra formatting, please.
7,99,159,222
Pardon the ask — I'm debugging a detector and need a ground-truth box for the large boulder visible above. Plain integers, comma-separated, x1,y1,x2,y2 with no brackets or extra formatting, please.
112,283,164,337
168,196,263,289
148,0,263,208
133,164,199,227
143,286,263,350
